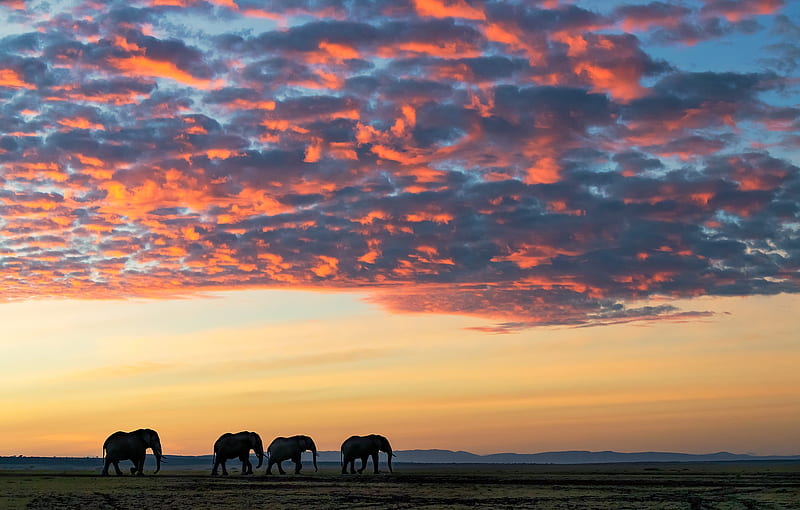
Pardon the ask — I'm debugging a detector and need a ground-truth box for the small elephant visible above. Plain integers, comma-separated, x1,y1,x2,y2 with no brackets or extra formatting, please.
341,434,394,474
212,431,265,476
266,435,318,475
102,428,164,476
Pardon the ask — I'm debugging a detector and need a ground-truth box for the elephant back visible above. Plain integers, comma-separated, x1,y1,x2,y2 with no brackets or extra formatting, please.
267,436,288,452
342,435,360,446
104,430,125,441
103,431,127,451
216,432,237,446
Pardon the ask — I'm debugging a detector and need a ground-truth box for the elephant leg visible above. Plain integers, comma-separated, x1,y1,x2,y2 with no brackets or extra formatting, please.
221,460,229,476
266,460,273,475
102,458,111,476
358,456,368,474
292,453,302,474
113,461,123,476
349,459,356,474
372,452,379,474
242,458,252,475
341,459,347,474
211,458,220,475
277,461,286,475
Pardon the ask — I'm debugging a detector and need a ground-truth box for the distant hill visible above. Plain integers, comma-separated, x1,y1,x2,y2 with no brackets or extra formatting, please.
397,450,800,464
2,449,799,471
342,449,800,464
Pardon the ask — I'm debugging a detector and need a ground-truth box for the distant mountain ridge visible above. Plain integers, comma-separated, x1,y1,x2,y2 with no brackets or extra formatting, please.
382,449,800,464
3,449,799,470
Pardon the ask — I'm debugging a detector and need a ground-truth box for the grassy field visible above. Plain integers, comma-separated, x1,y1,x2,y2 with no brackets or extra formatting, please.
1,462,798,509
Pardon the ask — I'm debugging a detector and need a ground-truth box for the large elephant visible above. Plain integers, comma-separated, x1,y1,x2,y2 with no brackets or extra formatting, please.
102,428,164,476
266,435,318,475
341,434,394,474
212,431,264,475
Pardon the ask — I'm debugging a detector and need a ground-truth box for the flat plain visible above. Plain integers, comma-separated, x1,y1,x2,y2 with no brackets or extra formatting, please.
1,462,798,509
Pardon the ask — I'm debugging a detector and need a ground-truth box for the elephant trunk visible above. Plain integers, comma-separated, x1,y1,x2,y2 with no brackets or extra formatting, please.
153,439,163,474
255,442,265,469
386,447,393,473
311,443,318,472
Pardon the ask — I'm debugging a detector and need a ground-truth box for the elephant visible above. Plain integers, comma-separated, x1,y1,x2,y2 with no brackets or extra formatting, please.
212,431,264,475
102,428,164,476
266,435,318,475
341,434,394,474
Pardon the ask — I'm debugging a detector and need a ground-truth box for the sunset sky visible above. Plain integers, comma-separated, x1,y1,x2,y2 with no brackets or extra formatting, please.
0,0,798,458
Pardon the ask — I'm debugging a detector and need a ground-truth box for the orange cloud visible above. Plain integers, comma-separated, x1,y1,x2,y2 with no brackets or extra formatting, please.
312,255,339,278
58,117,105,130
413,0,486,20
0,69,34,89
575,62,645,102
317,41,360,62
220,99,276,111
525,157,561,185
0,0,24,10
705,0,784,22
377,41,482,59
304,138,323,163
108,56,220,89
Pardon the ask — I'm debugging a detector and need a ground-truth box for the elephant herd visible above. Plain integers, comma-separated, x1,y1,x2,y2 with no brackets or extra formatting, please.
101,429,394,476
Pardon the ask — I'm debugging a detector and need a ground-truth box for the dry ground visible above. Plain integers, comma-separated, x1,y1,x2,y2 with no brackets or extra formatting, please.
1,462,798,509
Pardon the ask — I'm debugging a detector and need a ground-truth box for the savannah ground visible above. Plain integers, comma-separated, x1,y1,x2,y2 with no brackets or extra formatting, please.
1,462,798,509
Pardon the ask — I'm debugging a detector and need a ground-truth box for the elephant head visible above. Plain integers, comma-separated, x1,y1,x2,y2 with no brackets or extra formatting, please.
250,432,265,469
372,434,393,473
297,435,318,471
139,428,163,473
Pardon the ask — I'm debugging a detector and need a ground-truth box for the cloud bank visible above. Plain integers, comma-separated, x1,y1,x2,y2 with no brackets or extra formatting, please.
0,0,798,329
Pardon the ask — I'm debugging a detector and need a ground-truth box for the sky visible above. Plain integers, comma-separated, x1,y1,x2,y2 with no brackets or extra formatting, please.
0,0,798,457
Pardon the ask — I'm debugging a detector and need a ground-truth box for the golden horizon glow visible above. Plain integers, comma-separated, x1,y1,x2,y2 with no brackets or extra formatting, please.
1,292,797,457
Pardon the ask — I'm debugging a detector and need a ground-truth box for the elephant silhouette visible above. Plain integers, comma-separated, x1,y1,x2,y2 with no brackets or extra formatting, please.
102,428,164,476
212,431,265,475
341,434,394,474
267,435,318,474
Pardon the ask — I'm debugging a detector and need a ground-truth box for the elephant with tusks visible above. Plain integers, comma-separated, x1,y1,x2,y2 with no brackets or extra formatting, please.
341,434,394,474
266,435,318,474
212,431,265,475
102,428,165,476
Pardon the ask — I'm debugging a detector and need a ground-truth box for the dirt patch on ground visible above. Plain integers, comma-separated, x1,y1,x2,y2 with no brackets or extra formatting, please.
3,462,799,509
